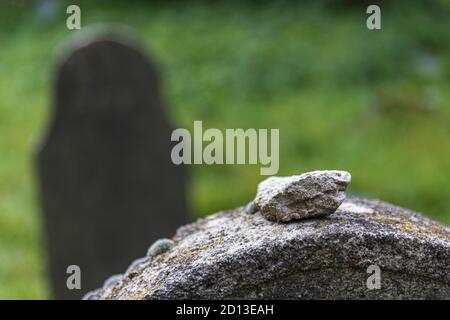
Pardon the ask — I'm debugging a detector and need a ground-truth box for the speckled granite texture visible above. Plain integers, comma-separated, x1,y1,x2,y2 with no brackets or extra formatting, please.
90,197,449,300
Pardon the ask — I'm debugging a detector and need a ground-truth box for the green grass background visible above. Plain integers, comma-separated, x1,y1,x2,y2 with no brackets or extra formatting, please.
0,0,449,299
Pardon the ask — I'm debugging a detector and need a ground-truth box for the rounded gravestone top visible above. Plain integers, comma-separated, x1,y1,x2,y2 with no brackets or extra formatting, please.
91,197,449,300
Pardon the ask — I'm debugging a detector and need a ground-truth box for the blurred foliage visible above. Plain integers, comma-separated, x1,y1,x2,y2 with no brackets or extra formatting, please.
0,0,449,299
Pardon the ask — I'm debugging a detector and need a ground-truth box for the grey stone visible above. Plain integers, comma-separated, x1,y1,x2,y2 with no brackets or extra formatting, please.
91,197,449,300
36,31,188,299
255,170,351,222
147,238,174,258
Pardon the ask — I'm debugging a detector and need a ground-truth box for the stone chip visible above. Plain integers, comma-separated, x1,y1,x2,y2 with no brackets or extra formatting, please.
254,170,351,222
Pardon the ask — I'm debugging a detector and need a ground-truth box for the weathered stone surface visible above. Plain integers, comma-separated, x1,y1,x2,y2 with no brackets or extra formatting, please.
91,197,449,300
255,170,351,222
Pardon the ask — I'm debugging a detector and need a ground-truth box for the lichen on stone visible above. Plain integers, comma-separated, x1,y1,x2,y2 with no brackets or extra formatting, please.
147,238,174,258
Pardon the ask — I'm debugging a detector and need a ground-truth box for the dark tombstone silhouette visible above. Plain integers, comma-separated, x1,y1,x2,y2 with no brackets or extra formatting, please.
36,32,188,299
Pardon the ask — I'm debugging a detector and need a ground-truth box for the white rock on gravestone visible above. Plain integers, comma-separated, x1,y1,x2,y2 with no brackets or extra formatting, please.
254,170,351,222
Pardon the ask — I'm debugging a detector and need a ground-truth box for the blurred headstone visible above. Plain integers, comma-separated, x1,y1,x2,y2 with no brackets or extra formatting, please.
36,32,188,299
